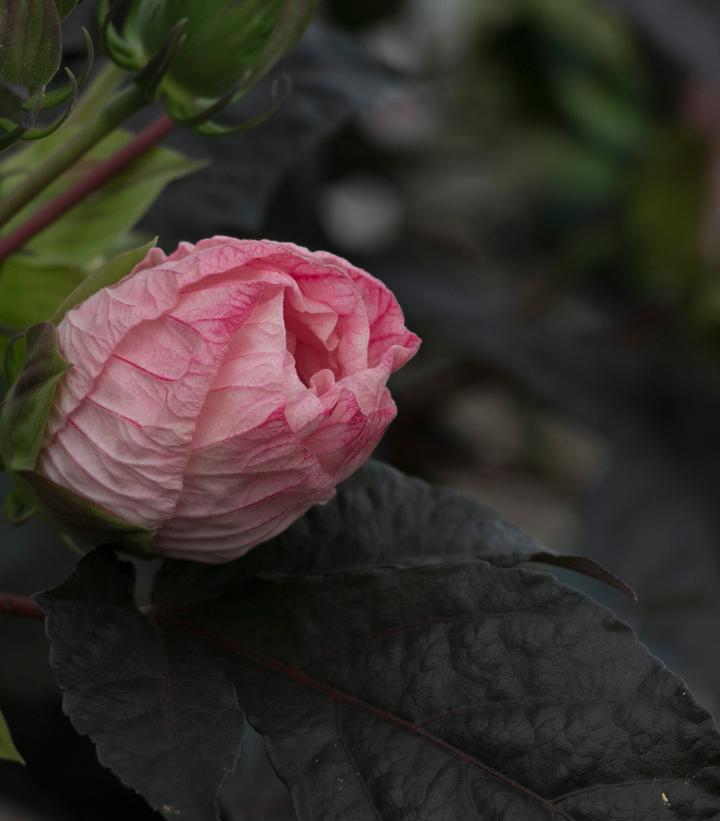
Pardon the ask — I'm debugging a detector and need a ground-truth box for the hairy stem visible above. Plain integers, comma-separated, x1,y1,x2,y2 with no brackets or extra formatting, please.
0,593,44,620
0,82,149,228
0,114,176,262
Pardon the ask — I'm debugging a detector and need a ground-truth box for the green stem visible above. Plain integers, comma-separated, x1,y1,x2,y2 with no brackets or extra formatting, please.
71,61,127,122
0,82,148,228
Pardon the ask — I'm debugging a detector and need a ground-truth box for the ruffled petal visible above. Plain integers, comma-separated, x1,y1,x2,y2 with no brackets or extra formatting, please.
301,385,396,482
314,250,421,369
40,272,266,526
38,237,420,557
154,406,336,562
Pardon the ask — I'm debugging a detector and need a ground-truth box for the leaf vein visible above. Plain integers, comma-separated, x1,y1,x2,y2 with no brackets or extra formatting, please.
307,611,565,666
334,698,383,821
416,697,628,728
162,616,579,821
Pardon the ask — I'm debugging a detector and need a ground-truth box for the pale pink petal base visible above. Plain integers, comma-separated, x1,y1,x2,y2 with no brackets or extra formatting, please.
39,238,420,562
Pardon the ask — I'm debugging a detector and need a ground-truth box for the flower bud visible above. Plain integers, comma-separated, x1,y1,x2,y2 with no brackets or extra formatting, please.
0,0,92,150
128,0,318,104
0,0,62,110
1,238,420,563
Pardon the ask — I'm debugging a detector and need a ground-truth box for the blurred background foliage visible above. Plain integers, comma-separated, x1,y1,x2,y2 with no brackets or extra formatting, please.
3,0,720,818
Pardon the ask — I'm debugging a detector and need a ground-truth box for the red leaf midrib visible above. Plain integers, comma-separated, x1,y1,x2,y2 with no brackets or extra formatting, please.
158,613,577,821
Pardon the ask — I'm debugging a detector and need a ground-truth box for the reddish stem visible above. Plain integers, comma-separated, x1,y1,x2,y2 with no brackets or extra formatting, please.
0,593,44,620
0,114,177,263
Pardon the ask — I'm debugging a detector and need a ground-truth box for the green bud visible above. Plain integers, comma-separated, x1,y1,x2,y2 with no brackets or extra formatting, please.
0,0,92,150
0,0,62,103
128,0,318,105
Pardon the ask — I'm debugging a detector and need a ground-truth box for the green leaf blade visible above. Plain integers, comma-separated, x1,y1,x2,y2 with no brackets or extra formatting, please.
0,256,85,330
0,709,24,765
0,129,202,268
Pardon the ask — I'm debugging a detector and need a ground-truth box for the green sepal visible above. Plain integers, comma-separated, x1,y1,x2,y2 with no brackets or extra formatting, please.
51,237,158,323
0,124,25,152
2,333,27,389
2,487,36,525
0,80,28,126
0,322,69,473
21,66,77,140
15,471,155,557
0,710,24,765
0,322,155,554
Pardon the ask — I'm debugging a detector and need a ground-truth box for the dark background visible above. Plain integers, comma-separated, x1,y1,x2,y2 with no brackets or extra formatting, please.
2,1,720,817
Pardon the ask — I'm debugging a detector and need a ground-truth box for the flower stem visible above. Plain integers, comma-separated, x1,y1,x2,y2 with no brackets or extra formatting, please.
0,82,149,228
71,61,127,122
0,114,176,262
0,593,44,620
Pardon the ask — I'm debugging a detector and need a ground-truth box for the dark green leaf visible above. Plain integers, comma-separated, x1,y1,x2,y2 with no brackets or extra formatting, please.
0,709,24,765
154,460,631,608
40,549,720,821
37,551,243,821
0,322,68,473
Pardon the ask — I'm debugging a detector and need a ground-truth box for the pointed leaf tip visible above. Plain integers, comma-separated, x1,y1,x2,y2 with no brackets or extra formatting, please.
0,710,24,765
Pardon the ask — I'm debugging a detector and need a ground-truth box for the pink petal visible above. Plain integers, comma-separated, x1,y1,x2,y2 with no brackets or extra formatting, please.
301,385,396,481
39,237,420,557
314,250,421,369
155,407,336,562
